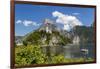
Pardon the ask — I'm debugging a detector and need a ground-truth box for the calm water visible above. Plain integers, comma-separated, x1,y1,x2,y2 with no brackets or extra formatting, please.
41,43,95,59
63,43,95,58
79,43,95,58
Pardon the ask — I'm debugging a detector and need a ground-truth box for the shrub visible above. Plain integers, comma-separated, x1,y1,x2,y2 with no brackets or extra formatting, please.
15,45,48,66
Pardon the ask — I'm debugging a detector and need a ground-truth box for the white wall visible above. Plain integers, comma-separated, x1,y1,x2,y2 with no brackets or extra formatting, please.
0,0,100,69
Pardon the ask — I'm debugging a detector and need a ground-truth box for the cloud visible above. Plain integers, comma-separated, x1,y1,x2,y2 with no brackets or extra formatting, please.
52,11,83,31
16,20,22,24
16,20,40,27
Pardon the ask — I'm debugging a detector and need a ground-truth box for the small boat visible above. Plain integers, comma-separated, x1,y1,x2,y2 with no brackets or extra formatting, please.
81,49,88,54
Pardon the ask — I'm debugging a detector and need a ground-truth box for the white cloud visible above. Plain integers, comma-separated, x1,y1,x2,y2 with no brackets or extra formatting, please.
52,11,83,31
16,20,40,27
16,20,22,24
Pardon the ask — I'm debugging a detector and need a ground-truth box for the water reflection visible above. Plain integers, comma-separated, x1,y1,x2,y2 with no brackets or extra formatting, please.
41,43,95,59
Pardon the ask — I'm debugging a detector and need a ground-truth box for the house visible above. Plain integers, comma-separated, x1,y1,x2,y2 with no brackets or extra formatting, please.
16,39,23,46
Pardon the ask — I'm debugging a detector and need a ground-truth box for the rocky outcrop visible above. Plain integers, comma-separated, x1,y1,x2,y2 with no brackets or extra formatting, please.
15,19,94,47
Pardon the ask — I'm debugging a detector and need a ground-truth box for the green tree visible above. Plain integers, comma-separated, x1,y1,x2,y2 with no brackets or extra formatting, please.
23,40,27,46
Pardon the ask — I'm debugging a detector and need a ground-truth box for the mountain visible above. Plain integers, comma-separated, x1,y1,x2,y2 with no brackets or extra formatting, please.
15,18,94,46
72,26,94,43
15,36,23,45
15,36,23,41
22,19,72,46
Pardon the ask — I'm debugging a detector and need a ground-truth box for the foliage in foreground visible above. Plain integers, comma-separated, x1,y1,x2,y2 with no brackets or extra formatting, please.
15,45,48,66
15,45,94,66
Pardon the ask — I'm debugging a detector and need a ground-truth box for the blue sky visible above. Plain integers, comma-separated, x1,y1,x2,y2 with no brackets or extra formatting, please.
15,4,95,36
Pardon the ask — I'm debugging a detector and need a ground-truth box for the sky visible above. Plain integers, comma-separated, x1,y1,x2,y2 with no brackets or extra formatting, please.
15,4,95,36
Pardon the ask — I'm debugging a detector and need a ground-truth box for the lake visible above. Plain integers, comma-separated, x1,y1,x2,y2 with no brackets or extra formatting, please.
41,43,95,59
